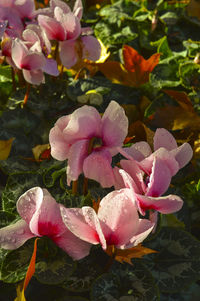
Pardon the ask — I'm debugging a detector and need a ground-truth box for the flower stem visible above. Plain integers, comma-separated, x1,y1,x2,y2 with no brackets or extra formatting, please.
72,180,78,195
54,41,59,61
104,245,116,272
22,83,31,107
11,68,16,91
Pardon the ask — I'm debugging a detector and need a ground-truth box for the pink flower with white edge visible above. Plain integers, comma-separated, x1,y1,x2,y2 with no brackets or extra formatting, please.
49,101,128,188
0,187,91,260
60,188,154,251
11,38,59,84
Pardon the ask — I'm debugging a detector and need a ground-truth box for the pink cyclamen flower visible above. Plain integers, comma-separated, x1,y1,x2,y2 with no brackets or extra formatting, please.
49,101,128,187
0,187,91,260
117,168,184,216
11,38,59,84
60,188,154,250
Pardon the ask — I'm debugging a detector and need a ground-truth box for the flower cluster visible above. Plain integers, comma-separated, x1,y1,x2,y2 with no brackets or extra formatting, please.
0,101,193,261
0,0,101,85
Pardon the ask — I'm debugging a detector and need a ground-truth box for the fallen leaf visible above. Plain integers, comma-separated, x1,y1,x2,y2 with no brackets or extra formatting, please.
32,144,50,161
106,244,158,265
0,137,14,160
123,45,160,86
186,0,200,19
163,90,194,112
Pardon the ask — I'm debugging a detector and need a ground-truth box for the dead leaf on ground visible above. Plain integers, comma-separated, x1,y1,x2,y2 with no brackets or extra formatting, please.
106,244,158,265
0,137,14,160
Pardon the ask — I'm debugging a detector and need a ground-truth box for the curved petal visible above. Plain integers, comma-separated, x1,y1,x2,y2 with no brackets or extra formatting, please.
50,0,71,14
102,101,128,151
81,36,101,61
49,123,71,161
123,219,154,248
139,148,179,177
73,0,83,19
170,143,193,169
98,189,139,247
146,157,172,197
63,105,101,144
59,40,77,68
136,194,183,214
0,219,35,250
61,12,81,40
60,206,106,248
120,160,145,194
23,69,44,85
83,149,115,188
42,58,59,76
38,15,66,41
53,229,91,260
123,141,152,161
154,128,177,151
17,187,43,224
29,190,66,237
11,38,28,69
67,139,89,185
21,52,45,70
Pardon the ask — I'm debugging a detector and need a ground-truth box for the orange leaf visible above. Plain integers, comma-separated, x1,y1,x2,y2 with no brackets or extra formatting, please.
23,238,39,291
163,89,194,112
123,45,160,86
106,244,158,265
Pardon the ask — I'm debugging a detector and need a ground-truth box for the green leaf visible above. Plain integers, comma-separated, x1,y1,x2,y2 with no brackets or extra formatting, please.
0,211,16,228
91,261,159,301
179,62,200,89
42,162,66,188
144,227,200,293
2,172,43,213
35,239,76,285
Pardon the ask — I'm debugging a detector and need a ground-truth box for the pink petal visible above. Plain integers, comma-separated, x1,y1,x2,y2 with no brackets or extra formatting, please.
22,28,39,45
123,219,154,248
11,38,28,69
63,105,102,144
113,166,126,190
17,187,43,224
135,194,183,214
170,143,193,169
14,0,35,19
123,141,152,161
23,69,44,85
53,229,91,260
146,157,172,197
0,219,35,250
81,36,101,61
60,206,106,248
38,15,66,41
98,189,140,247
21,52,45,70
83,149,115,188
154,128,177,151
67,139,89,185
29,190,66,237
102,101,128,152
120,160,145,194
50,0,71,14
73,0,83,19
49,123,71,161
42,58,59,76
139,148,179,176
59,40,77,68
61,12,81,40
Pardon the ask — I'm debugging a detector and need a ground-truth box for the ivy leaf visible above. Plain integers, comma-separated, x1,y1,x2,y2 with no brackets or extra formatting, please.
144,227,200,293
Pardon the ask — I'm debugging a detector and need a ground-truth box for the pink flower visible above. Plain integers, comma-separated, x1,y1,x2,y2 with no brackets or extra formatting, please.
11,38,59,84
49,101,128,187
60,188,154,250
117,168,184,216
0,187,91,260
